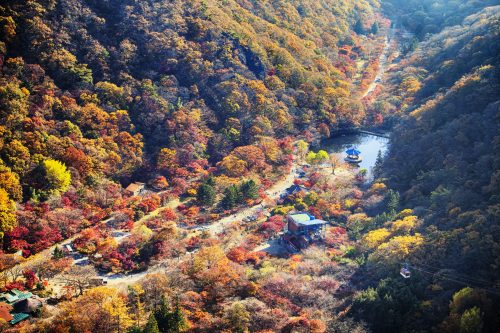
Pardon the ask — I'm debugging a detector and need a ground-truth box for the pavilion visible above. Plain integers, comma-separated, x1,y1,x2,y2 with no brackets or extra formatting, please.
345,147,362,164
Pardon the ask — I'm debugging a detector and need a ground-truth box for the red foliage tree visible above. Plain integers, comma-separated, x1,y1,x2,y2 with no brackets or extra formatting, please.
161,208,177,221
23,269,38,289
260,215,285,237
227,247,248,264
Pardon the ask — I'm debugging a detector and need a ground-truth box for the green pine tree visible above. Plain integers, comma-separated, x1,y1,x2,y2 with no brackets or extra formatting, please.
240,180,259,200
385,189,400,216
143,313,160,333
354,19,365,34
53,246,64,259
205,176,216,187
197,183,216,206
221,184,240,209
373,150,384,179
169,302,187,333
154,296,171,333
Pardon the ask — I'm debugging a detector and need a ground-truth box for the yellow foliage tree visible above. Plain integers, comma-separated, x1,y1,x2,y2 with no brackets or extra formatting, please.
296,140,309,160
218,155,248,177
400,76,421,97
391,216,419,235
370,182,387,193
190,245,240,300
55,286,133,332
42,159,71,195
0,165,22,201
257,137,281,163
0,16,16,41
395,209,414,219
363,228,391,249
370,234,424,264
0,188,16,239
157,148,178,171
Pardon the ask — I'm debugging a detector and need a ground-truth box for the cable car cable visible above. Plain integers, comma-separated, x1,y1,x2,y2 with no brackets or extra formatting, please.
409,265,500,297
414,261,494,286
404,261,498,289
351,241,500,295
410,262,491,288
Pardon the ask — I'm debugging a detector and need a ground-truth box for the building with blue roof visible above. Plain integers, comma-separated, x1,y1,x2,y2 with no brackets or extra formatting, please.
0,289,33,305
0,289,38,326
10,312,30,325
282,212,328,251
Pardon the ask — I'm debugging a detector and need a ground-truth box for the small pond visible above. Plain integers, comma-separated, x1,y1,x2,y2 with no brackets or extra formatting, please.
319,132,390,180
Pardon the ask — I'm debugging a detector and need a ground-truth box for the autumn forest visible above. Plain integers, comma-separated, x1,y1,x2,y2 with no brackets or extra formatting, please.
0,0,498,332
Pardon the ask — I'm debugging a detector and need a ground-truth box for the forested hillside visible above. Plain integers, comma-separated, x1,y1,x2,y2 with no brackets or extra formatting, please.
0,0,380,187
0,0,499,332
352,5,500,333
0,0,381,252
1,0,379,167
383,0,498,38
0,1,392,331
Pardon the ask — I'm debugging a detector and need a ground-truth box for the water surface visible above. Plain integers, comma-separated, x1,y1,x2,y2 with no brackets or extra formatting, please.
320,133,389,180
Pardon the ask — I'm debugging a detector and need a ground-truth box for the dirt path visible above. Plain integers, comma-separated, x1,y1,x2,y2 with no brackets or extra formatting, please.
1,216,114,278
362,23,397,98
104,163,299,289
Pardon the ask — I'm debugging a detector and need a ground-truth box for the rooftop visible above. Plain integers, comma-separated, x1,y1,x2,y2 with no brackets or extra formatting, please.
285,184,307,193
0,290,33,304
346,148,361,156
289,213,314,223
125,182,145,192
297,218,328,226
10,312,30,325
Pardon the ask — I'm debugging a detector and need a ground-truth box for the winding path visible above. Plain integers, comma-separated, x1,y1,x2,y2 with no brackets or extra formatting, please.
104,163,299,288
362,23,397,98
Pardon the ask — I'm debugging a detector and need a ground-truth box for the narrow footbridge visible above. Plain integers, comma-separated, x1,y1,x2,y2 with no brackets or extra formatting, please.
358,129,390,139
333,128,391,139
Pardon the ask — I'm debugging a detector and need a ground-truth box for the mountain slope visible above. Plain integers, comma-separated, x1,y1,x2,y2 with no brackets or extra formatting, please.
354,6,500,333
0,0,381,192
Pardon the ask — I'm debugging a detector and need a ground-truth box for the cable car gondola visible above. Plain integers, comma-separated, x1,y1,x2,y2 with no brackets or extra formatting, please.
400,263,411,279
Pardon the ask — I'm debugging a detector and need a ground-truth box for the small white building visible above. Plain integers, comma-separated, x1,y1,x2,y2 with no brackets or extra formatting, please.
125,182,146,196
64,244,74,254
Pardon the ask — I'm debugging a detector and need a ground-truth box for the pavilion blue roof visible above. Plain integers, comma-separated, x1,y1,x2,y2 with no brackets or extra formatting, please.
346,148,361,155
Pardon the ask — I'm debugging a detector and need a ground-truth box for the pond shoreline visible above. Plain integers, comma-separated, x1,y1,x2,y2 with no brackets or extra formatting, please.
315,129,391,181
